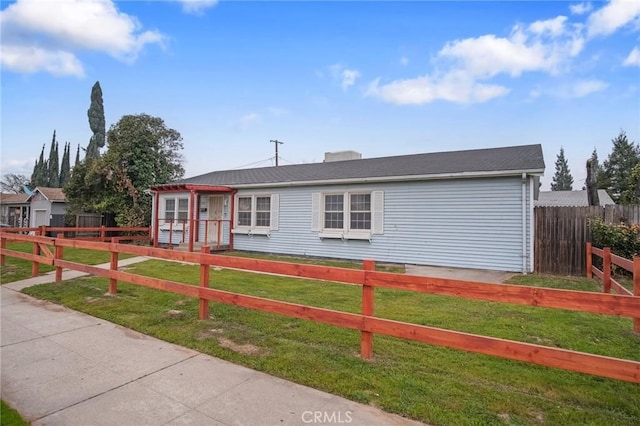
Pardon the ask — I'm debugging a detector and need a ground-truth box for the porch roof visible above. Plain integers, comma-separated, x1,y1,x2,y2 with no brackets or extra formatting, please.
151,184,233,193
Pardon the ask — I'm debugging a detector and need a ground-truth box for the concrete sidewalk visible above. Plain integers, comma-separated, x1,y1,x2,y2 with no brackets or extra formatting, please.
1,261,423,426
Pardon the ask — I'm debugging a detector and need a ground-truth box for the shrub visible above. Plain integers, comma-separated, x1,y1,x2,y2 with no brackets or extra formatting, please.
588,217,640,260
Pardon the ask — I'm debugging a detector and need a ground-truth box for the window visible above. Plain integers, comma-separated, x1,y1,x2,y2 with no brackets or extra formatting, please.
163,197,189,224
350,194,371,230
312,191,383,238
324,194,344,229
238,197,252,227
233,194,279,234
255,196,271,227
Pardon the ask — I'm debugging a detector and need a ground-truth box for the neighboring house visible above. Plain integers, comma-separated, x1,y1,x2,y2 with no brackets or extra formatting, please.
29,187,68,227
0,193,31,227
535,190,614,207
151,144,545,273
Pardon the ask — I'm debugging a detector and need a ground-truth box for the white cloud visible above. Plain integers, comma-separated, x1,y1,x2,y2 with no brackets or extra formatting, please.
623,46,640,66
570,2,593,15
0,0,164,76
328,64,361,91
587,0,640,38
235,113,261,130
366,72,509,105
176,0,218,15
571,79,608,97
368,15,585,105
0,45,84,76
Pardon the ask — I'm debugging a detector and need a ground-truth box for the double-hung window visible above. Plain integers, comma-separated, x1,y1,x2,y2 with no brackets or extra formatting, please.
163,197,189,224
233,194,279,235
312,191,382,239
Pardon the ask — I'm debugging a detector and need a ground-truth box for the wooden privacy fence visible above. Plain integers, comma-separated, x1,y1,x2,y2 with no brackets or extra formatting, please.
2,232,640,384
535,205,640,275
586,243,640,333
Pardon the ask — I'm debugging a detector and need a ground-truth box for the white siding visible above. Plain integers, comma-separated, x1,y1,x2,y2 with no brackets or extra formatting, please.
232,176,534,272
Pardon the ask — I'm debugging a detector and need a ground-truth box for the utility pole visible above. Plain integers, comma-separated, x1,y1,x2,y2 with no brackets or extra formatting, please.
270,139,284,167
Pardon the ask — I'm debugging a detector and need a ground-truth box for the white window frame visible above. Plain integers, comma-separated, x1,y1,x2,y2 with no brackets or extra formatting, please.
232,193,279,236
160,195,190,227
312,191,383,240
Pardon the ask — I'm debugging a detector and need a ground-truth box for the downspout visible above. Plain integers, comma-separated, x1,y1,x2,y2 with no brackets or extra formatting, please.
529,176,535,273
521,173,527,274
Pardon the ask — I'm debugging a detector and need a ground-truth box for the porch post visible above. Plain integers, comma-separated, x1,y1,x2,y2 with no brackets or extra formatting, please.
188,190,196,252
153,190,160,248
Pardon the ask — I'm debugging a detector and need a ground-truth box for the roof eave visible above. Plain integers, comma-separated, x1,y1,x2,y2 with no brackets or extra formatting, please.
228,168,546,189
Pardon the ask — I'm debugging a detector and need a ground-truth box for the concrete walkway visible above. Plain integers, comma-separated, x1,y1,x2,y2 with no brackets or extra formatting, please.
1,260,423,426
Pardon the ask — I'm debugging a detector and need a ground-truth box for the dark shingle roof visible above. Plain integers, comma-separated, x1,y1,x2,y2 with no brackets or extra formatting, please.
178,144,544,187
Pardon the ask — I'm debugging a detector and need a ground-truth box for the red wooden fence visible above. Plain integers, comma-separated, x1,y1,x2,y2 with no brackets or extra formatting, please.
586,242,640,332
2,232,640,384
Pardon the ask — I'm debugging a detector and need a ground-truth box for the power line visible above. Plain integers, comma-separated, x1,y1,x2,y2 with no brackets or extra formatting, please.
230,157,275,170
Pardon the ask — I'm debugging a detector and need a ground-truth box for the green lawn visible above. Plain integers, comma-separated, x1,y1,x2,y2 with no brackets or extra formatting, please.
1,400,28,426
221,250,406,273
1,242,134,284
22,260,640,426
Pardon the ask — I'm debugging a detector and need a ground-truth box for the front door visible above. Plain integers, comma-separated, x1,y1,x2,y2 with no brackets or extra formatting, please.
208,196,224,244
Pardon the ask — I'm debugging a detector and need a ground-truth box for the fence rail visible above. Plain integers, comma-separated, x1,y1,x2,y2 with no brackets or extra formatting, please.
0,225,149,242
2,232,640,384
535,205,640,275
586,243,639,333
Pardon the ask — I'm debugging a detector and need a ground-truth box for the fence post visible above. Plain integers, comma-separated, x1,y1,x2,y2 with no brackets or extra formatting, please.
39,225,46,237
100,225,106,242
361,259,375,359
634,257,640,334
586,242,592,278
55,233,64,282
31,239,40,277
603,247,612,293
109,237,118,295
0,233,5,267
199,246,211,320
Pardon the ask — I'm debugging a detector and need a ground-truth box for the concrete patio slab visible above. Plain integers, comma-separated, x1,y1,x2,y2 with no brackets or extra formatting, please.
405,264,514,283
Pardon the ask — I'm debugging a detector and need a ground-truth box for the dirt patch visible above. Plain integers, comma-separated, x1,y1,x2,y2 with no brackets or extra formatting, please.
175,299,190,306
163,309,184,318
122,328,146,340
217,337,266,356
84,296,102,304
196,328,224,340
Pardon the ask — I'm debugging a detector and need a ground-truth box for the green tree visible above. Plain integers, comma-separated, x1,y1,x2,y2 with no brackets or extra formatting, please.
30,144,47,187
47,131,60,187
600,130,640,203
551,147,573,191
86,81,105,159
74,144,81,167
64,114,184,227
59,142,71,186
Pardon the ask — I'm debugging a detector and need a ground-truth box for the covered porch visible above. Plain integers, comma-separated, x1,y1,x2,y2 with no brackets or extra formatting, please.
151,184,236,252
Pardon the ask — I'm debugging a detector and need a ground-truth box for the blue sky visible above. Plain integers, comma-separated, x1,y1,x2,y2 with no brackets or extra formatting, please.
1,0,639,190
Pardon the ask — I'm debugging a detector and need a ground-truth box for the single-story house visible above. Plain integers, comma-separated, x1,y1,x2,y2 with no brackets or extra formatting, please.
0,193,31,227
151,144,545,273
535,190,614,207
29,187,68,227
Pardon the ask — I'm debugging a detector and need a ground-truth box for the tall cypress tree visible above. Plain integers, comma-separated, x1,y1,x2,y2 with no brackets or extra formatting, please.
48,132,60,187
31,144,47,187
74,144,81,167
86,81,105,159
59,142,71,186
551,147,574,191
